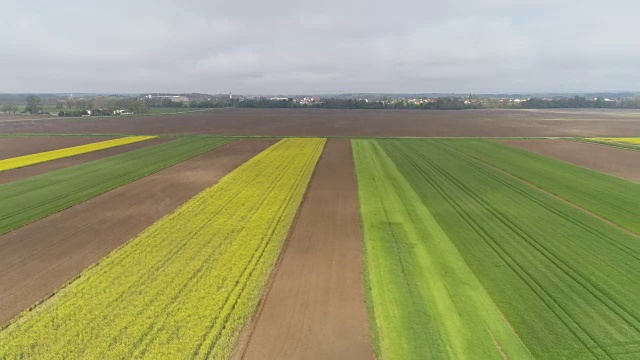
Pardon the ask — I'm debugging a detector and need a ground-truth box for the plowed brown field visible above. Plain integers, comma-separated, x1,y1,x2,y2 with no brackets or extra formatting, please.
238,140,374,360
0,138,167,184
500,139,640,182
0,139,275,327
1,108,640,137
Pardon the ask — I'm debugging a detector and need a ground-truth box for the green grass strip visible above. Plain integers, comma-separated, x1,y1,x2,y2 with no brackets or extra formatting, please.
443,139,640,234
378,139,640,359
353,139,533,360
0,138,325,359
0,137,232,236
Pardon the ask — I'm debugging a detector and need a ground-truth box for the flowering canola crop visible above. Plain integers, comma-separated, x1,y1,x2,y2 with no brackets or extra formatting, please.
0,138,325,359
0,136,155,172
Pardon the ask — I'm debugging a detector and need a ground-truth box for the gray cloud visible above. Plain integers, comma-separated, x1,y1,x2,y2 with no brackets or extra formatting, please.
2,0,640,94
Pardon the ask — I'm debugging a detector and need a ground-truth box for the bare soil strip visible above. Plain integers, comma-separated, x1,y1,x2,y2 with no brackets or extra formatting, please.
0,139,275,327
0,138,167,184
500,139,640,182
239,139,374,360
0,136,117,160
1,108,640,137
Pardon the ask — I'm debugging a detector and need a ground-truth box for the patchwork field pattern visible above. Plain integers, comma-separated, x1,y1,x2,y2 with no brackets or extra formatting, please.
0,136,155,172
354,139,640,359
0,137,231,235
0,138,324,359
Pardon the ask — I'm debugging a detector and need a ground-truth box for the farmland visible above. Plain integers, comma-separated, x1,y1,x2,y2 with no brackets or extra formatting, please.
589,137,640,146
0,109,639,359
0,139,274,326
0,138,324,359
0,137,231,235
0,136,155,172
354,139,640,359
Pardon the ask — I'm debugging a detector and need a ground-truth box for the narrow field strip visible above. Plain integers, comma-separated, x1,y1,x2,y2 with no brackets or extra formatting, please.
0,138,325,359
0,136,118,160
443,139,640,235
589,138,640,146
0,137,232,235
374,139,640,359
241,140,374,360
0,140,275,327
0,136,155,172
353,139,533,360
0,138,167,185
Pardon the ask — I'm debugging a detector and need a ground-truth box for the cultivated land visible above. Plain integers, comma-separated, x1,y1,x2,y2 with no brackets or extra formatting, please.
501,139,640,182
0,139,274,326
0,108,639,136
0,139,324,359
0,108,639,359
0,136,155,172
0,135,117,160
356,139,640,359
240,140,374,360
0,137,231,236
0,138,167,184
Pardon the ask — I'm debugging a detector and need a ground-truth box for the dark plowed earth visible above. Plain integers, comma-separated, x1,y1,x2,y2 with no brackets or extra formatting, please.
0,138,167,184
0,139,276,327
0,136,117,160
238,140,374,360
500,139,640,182
1,108,640,137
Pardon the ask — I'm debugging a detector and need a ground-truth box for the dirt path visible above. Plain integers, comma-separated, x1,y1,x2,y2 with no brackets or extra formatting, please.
0,138,167,184
0,136,117,160
0,139,275,327
238,139,374,360
500,139,640,182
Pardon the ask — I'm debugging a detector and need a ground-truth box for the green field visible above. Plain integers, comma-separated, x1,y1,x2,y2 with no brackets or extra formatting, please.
354,139,640,359
443,139,640,234
0,137,231,235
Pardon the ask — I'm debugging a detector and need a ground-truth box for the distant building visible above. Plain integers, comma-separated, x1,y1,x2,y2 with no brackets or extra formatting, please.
146,95,190,102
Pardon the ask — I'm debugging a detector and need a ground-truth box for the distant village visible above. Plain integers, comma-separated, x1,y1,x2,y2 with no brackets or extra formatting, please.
2,92,640,117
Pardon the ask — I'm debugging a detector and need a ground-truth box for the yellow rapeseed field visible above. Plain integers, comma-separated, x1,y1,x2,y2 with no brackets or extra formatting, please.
0,138,325,359
0,136,155,172
589,137,640,145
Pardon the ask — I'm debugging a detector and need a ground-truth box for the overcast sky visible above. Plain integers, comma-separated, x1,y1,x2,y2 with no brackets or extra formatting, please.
2,0,640,94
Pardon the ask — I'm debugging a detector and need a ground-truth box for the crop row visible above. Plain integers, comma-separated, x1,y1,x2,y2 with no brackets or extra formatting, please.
0,136,155,172
0,138,325,359
353,140,532,359
443,139,640,235
355,139,640,359
0,137,232,235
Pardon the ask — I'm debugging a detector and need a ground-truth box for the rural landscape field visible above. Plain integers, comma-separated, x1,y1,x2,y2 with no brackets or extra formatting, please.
0,108,639,359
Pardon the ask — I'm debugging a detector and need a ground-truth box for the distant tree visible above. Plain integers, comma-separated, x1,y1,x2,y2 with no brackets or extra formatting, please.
1,104,10,113
25,96,42,114
55,103,64,111
65,98,76,110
